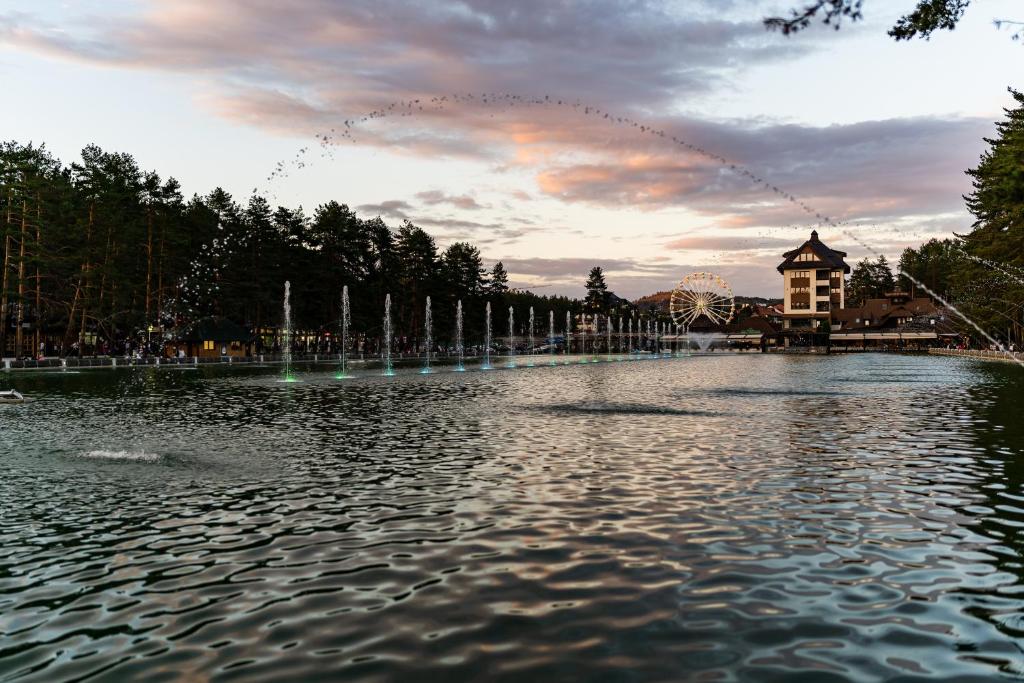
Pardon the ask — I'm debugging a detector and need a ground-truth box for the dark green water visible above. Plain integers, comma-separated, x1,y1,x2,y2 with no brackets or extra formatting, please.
1,354,1023,682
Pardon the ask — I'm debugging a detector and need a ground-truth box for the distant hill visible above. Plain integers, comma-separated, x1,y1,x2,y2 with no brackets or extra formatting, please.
634,291,781,312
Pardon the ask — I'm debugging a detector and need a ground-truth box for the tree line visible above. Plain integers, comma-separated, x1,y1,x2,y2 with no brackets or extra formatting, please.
0,142,595,357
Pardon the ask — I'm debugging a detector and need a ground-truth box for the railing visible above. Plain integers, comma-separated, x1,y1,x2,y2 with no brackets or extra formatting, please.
2,351,526,371
929,348,1023,364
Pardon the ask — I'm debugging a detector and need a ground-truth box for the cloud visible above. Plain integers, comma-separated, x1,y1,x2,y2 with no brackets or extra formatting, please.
664,235,797,252
355,200,412,220
415,190,485,210
1,2,987,232
496,255,785,299
0,1,992,297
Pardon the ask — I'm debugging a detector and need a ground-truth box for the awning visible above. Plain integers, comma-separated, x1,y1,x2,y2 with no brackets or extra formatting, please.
831,332,937,341
726,334,764,340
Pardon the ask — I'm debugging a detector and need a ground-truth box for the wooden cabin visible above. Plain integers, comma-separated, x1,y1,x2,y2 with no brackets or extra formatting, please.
171,317,252,358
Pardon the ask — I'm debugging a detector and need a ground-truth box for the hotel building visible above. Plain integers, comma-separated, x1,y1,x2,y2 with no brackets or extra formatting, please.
777,230,850,334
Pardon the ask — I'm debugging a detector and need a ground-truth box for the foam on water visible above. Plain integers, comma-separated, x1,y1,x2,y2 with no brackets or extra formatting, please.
80,449,160,462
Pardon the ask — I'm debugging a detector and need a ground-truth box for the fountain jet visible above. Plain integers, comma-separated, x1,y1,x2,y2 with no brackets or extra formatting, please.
455,300,465,371
422,296,433,374
282,281,296,382
382,293,394,376
483,302,492,369
337,285,351,378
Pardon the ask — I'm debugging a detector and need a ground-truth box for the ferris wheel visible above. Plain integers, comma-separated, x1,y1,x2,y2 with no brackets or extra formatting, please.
669,272,735,327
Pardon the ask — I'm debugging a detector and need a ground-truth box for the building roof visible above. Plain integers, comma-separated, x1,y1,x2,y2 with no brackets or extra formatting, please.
178,316,252,342
835,294,941,331
777,230,851,274
726,316,780,335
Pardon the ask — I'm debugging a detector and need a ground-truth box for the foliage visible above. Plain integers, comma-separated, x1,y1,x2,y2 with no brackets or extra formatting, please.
0,142,581,355
764,1,1015,42
897,89,1024,344
847,256,895,306
488,261,509,295
583,266,609,312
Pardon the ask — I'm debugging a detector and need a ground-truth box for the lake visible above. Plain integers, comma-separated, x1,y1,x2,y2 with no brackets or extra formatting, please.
1,353,1023,681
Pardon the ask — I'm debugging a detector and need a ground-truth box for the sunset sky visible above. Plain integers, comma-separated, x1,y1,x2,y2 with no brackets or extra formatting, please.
1,1,1021,297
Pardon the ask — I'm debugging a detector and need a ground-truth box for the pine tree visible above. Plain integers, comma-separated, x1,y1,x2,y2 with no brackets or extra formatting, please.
488,261,509,295
584,266,609,312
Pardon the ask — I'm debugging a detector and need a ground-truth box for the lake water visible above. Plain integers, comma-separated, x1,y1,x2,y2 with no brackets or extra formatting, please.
1,353,1023,682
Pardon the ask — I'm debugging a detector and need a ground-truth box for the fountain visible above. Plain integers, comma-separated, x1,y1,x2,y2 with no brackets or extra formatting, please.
690,332,720,353
455,300,465,371
627,318,633,355
528,307,535,366
382,293,394,376
507,307,516,367
548,310,556,365
579,314,588,363
337,285,351,378
565,311,571,361
421,296,433,374
483,302,493,369
606,315,612,359
281,281,297,382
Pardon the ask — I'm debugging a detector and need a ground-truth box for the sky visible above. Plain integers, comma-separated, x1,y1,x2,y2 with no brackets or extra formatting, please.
0,0,1021,298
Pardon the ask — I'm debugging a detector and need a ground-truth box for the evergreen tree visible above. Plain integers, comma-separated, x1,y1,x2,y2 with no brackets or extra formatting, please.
488,261,509,295
584,266,609,312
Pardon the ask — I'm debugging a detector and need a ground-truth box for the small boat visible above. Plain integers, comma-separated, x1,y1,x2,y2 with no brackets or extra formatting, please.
0,389,26,404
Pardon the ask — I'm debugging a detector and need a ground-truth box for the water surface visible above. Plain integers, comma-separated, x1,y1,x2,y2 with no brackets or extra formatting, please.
2,354,1023,681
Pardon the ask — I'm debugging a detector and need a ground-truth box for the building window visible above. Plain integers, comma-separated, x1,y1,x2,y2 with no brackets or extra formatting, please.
816,286,829,296
816,270,829,280
203,340,214,351
816,301,830,312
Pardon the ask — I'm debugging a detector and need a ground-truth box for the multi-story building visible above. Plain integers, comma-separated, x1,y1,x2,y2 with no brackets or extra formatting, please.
777,230,850,335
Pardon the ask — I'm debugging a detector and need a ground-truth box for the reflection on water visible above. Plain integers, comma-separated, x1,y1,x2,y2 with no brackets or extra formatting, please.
1,354,1023,681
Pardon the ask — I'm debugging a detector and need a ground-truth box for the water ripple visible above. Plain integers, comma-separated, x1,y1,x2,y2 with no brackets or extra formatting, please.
1,355,1023,681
